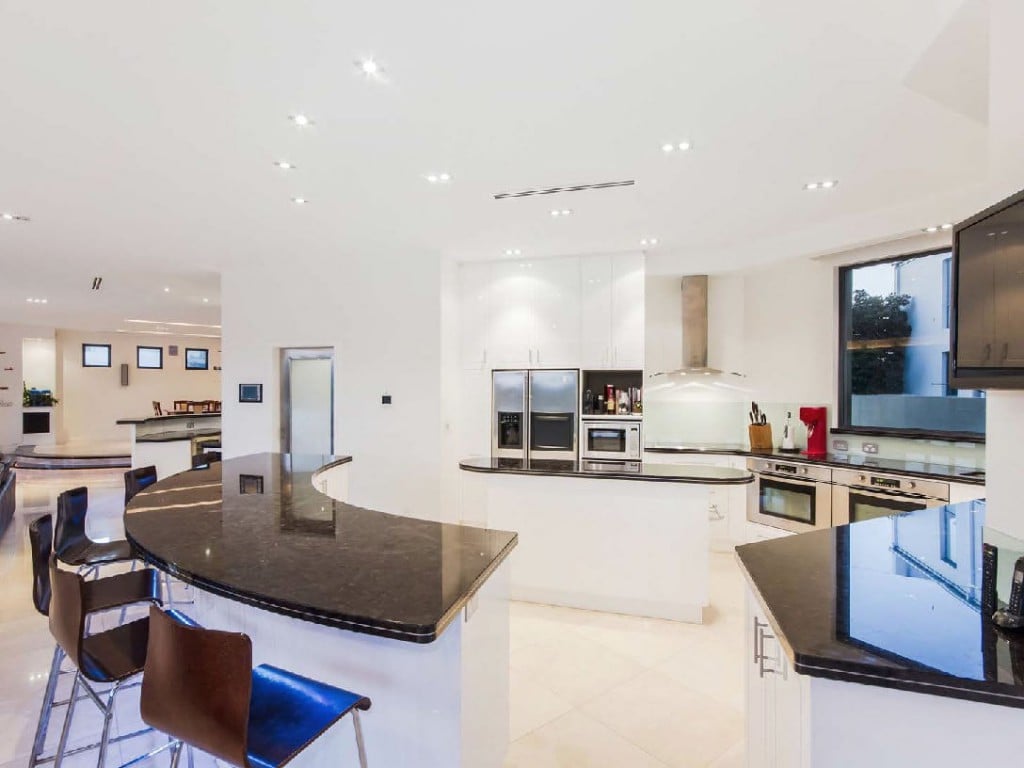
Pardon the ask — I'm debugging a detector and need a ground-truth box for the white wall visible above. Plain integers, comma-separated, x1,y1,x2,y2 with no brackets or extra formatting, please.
56,329,221,444
22,337,56,391
0,324,55,451
220,250,443,521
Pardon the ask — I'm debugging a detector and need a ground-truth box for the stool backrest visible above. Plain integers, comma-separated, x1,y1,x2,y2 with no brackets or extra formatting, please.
48,557,86,672
54,487,89,558
125,466,159,505
142,607,253,768
29,514,53,616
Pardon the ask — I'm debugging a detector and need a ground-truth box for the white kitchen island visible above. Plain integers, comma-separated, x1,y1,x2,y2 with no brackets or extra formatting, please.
459,457,753,623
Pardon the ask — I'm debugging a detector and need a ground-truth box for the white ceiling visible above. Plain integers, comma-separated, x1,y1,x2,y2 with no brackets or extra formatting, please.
0,0,1011,324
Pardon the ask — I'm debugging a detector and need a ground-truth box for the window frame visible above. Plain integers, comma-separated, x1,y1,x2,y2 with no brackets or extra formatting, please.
136,345,163,370
81,343,112,368
836,247,985,443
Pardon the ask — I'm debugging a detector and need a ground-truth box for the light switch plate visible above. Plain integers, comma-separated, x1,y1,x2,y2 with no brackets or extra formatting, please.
832,439,849,451
862,442,879,454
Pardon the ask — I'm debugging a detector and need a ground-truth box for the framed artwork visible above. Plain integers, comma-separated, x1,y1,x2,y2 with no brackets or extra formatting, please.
137,346,163,369
185,348,209,370
239,383,263,403
82,344,112,368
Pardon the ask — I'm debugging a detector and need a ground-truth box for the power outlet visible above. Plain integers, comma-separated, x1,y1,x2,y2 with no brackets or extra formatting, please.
832,439,849,452
862,442,879,454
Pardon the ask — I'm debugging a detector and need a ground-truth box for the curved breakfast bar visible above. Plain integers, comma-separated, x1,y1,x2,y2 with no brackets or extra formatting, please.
126,453,517,767
459,456,754,623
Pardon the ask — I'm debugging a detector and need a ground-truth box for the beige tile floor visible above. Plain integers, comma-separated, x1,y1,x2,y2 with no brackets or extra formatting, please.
0,469,745,768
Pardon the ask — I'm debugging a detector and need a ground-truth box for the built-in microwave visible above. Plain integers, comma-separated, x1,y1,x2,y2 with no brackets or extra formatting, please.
581,419,642,461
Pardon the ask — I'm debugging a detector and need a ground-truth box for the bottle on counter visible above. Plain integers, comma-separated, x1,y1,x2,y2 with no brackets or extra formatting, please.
596,394,605,414
606,388,616,414
583,388,593,415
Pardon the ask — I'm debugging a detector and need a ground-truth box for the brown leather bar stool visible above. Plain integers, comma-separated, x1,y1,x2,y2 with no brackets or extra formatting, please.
39,528,163,768
124,466,158,506
55,487,135,579
141,607,372,768
48,558,171,768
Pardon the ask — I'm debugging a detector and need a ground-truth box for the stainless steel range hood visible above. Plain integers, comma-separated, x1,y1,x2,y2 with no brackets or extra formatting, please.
650,275,745,378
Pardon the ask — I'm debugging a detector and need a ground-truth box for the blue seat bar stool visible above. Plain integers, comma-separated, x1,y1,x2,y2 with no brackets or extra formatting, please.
123,466,158,507
55,487,135,580
141,606,372,768
31,514,160,766
47,557,168,768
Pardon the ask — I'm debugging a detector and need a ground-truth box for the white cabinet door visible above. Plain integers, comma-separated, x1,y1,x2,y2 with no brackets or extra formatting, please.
459,262,493,371
532,257,581,368
772,649,806,768
580,254,613,368
611,253,645,369
488,260,536,368
746,590,772,768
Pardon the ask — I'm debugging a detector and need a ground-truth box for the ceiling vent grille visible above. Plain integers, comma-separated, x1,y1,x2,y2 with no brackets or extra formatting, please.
493,179,635,200
91,277,103,290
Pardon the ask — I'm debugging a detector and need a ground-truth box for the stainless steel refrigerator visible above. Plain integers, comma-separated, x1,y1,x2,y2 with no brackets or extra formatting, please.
492,369,579,461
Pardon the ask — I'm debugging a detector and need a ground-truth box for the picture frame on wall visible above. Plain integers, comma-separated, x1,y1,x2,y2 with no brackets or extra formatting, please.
136,346,163,369
82,343,112,368
184,348,209,370
238,383,263,403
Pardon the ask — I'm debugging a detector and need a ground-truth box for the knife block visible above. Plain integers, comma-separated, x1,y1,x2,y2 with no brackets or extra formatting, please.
748,424,774,453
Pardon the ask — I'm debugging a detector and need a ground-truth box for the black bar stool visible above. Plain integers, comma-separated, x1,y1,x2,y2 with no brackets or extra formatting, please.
55,487,134,578
191,451,221,469
141,606,372,768
31,516,162,768
124,466,158,506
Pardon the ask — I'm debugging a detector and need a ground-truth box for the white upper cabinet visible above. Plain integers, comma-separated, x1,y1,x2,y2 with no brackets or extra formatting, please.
611,253,645,369
458,253,640,372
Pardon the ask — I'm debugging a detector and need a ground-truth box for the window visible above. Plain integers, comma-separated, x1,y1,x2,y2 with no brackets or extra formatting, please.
82,344,111,367
184,348,209,370
838,249,985,439
136,346,163,369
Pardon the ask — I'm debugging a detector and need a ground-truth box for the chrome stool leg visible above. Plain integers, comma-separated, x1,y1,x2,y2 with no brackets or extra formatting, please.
352,709,368,768
53,675,81,768
29,646,64,767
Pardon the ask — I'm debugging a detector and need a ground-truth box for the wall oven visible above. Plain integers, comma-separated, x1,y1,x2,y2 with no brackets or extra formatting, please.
581,419,642,461
832,468,949,525
747,458,833,534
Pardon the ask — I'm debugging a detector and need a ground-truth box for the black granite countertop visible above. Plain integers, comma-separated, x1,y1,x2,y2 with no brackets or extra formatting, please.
645,442,985,485
737,500,1024,708
125,453,518,643
459,456,753,484
117,413,222,425
135,427,222,443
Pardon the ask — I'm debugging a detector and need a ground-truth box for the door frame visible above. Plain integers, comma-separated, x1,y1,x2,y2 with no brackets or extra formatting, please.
279,347,335,455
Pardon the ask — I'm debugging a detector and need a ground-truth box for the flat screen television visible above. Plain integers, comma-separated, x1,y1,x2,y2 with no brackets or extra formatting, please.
951,187,1024,389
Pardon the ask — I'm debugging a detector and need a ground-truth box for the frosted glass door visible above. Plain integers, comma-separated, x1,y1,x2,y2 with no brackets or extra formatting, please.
288,357,333,456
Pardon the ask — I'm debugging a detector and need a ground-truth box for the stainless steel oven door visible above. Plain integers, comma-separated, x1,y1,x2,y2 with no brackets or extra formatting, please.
581,420,642,461
747,460,833,534
832,485,949,525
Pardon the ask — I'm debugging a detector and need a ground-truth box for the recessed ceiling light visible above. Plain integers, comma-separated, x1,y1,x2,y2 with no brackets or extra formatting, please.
426,173,451,184
940,223,953,230
640,238,658,247
26,297,47,304
661,143,675,153
163,287,171,293
662,141,692,153
358,59,379,76
550,209,572,217
290,114,312,127
505,248,522,257
2,212,29,221
274,161,295,170
804,180,837,191
202,297,210,303
923,226,939,233
677,141,691,151
292,197,308,204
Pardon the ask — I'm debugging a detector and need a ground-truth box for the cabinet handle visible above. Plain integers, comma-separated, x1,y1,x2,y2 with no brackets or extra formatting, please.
1002,342,1009,362
753,617,781,679
984,343,992,361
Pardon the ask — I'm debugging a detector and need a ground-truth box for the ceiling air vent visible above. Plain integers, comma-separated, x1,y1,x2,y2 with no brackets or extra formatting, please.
493,179,635,200
91,277,103,290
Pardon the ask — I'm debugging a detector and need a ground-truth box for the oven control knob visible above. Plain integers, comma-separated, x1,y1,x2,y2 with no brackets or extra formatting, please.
859,474,867,483
800,467,808,475
907,481,916,490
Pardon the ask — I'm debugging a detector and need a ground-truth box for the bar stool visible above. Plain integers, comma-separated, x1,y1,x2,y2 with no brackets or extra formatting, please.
48,558,170,768
191,451,221,469
32,518,162,768
124,466,158,506
55,487,135,579
141,606,372,768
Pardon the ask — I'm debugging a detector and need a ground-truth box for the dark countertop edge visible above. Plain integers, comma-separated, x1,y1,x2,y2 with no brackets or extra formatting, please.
127,454,515,644
735,546,1024,709
458,460,754,485
136,429,222,444
117,413,223,425
645,446,985,486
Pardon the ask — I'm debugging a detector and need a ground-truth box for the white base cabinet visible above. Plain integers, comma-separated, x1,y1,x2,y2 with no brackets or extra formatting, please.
745,582,1024,767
